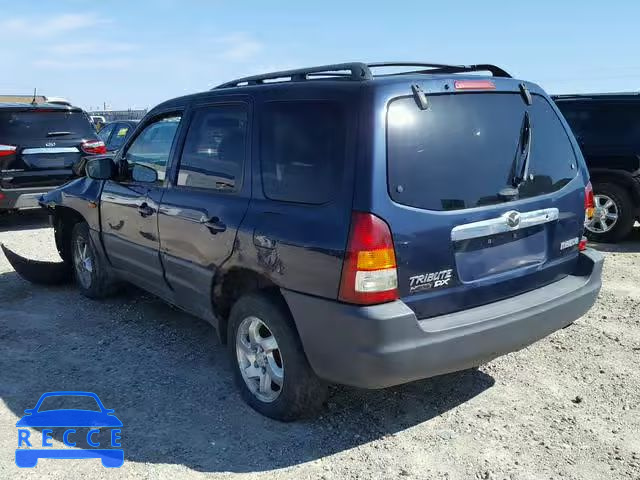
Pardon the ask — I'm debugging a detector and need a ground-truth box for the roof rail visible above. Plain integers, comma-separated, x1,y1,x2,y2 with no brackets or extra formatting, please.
215,62,373,89
367,62,511,78
213,61,511,89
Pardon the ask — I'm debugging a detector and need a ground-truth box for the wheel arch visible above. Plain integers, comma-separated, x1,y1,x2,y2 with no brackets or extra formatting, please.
589,168,640,206
50,206,89,263
213,267,283,344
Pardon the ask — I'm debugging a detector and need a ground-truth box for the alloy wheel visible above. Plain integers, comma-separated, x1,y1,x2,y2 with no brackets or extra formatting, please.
235,316,284,402
586,194,619,234
73,236,93,289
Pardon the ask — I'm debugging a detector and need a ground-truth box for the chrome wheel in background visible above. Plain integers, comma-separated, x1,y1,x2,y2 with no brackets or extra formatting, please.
586,194,619,234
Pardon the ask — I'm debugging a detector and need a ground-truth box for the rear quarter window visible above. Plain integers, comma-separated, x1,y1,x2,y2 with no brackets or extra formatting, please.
260,101,346,204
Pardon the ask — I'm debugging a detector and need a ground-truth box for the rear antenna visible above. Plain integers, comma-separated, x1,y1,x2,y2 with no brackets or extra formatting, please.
31,88,38,105
411,84,429,110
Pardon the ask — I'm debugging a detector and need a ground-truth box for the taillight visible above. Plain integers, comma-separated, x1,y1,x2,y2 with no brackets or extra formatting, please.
0,144,17,157
339,212,399,305
454,80,496,90
580,182,595,251
81,140,106,155
584,181,595,226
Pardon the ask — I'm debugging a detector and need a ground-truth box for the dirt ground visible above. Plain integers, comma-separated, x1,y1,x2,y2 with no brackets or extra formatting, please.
0,210,638,480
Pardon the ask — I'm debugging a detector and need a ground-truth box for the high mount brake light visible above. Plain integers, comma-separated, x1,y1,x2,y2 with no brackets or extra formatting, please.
339,212,399,305
454,80,496,90
0,145,17,157
81,140,107,155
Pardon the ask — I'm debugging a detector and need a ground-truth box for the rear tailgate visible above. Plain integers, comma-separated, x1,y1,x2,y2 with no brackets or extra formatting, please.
0,109,95,188
369,80,586,320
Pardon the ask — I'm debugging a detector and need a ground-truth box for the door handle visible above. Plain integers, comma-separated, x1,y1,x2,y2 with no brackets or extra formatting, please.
201,216,226,234
138,202,154,217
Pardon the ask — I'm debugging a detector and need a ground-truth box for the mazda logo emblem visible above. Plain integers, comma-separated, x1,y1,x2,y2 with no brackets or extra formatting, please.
505,211,521,228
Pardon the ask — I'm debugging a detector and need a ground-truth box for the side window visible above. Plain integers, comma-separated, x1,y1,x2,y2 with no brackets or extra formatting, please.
97,123,115,143
125,115,181,182
108,123,131,151
260,101,346,204
177,105,247,192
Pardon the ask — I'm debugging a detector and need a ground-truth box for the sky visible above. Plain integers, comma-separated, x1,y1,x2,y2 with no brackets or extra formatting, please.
0,1,638,111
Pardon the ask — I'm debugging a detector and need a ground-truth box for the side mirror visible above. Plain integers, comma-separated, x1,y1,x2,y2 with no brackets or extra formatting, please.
132,164,158,183
86,156,116,180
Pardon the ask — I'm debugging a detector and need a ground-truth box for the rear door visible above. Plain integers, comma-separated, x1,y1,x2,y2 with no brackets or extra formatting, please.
0,109,97,189
375,88,586,320
158,102,251,319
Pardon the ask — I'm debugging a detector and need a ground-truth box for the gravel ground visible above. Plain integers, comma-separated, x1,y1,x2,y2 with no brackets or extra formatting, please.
0,211,639,480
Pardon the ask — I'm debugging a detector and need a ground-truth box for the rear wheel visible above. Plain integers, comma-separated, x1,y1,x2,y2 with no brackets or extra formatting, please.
228,291,328,421
585,182,635,243
71,222,117,298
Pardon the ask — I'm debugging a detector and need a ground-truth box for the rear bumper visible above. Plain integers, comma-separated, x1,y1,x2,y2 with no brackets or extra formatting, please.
0,187,52,210
283,249,603,389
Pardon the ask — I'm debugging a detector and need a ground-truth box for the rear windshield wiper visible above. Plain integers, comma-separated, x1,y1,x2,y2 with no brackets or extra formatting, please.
499,111,532,200
46,131,73,137
512,111,532,188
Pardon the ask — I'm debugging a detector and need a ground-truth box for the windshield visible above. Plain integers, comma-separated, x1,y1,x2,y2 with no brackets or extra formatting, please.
0,110,95,141
387,93,578,211
37,395,101,412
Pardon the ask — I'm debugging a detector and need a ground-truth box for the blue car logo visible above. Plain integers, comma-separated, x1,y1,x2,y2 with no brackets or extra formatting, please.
15,391,123,468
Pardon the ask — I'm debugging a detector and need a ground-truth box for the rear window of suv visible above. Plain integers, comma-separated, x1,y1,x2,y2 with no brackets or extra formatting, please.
0,110,95,141
387,93,578,211
261,101,346,204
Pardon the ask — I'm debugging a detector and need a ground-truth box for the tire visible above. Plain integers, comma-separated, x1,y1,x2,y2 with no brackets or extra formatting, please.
71,222,118,299
227,291,328,421
585,182,635,243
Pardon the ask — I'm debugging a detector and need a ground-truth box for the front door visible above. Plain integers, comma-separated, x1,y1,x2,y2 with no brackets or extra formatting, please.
100,113,183,297
158,103,251,320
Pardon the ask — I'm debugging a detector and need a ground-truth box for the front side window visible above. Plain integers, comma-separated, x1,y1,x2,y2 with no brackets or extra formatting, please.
260,101,346,204
177,105,247,192
126,115,181,182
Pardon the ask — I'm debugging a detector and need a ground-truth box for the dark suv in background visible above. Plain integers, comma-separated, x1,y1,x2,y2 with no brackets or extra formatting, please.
5,62,603,420
554,93,640,242
0,102,105,212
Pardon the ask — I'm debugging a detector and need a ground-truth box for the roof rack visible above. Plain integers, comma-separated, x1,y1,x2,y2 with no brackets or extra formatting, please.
367,62,511,78
213,61,511,89
215,63,373,89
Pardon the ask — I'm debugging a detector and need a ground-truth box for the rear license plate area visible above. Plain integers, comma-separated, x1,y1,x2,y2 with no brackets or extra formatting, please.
453,225,546,282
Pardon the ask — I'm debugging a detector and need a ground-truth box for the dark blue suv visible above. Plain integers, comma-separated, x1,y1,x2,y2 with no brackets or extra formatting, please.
4,62,603,420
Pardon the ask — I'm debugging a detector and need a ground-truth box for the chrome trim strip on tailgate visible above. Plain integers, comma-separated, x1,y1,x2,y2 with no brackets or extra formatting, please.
451,208,559,242
21,147,79,154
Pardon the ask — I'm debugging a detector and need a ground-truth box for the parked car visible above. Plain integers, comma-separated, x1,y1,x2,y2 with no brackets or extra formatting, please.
97,120,139,152
3,62,603,421
90,115,106,131
0,102,105,212
553,93,640,242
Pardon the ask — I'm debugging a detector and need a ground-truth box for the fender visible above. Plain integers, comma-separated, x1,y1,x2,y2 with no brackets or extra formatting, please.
589,167,640,204
1,175,105,285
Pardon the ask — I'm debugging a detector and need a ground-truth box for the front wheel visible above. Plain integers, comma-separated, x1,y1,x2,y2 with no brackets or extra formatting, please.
228,291,328,421
71,222,117,298
585,182,635,243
